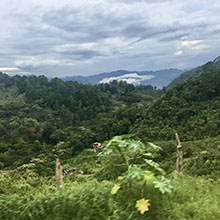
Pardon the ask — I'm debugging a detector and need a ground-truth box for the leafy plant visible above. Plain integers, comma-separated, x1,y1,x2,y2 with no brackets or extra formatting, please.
99,135,172,214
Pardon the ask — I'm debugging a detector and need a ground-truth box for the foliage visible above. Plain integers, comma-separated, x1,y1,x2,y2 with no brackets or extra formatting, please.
0,72,162,171
1,66,220,173
136,198,150,214
98,136,172,214
0,170,55,198
167,58,220,88
0,179,164,220
133,68,220,141
151,136,220,179
158,176,220,220
1,172,220,220
1,63,220,219
0,135,220,219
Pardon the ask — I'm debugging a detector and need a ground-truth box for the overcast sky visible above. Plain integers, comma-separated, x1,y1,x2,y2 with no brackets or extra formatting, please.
0,0,220,77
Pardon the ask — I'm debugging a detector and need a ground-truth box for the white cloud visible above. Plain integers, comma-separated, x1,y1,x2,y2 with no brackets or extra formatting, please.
0,67,19,71
15,58,63,70
174,50,183,56
99,73,155,84
181,40,203,47
191,45,207,50
181,36,188,40
53,43,97,52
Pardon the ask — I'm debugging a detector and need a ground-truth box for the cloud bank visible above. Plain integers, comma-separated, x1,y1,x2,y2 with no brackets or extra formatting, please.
0,0,220,77
99,73,155,84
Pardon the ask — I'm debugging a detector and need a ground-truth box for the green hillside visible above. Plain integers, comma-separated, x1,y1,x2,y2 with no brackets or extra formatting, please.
167,56,220,88
1,65,220,220
133,68,220,141
1,66,220,170
0,72,162,170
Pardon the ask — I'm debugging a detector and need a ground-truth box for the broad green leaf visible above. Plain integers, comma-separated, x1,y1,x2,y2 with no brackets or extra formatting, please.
144,159,165,175
142,152,153,158
148,142,162,151
123,165,145,182
127,140,145,153
153,176,172,194
136,198,150,214
102,147,113,155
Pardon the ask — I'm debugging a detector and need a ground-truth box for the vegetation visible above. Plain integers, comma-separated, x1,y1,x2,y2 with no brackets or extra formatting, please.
0,61,220,219
0,137,220,219
133,68,220,141
167,56,220,88
0,72,162,170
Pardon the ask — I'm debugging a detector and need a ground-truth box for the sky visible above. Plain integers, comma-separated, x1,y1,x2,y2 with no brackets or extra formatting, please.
0,0,220,77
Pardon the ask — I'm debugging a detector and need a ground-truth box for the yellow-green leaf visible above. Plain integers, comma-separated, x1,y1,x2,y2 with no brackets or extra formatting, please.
143,171,155,183
111,184,120,195
117,176,123,181
136,198,150,214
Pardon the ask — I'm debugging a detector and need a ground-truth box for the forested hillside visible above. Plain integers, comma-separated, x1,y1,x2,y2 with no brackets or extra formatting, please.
1,66,220,220
0,72,162,171
133,68,220,141
167,56,220,88
1,66,220,171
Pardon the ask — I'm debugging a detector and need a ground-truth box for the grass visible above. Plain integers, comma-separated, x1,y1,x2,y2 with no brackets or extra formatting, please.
1,136,220,219
162,175,220,220
154,136,220,179
0,172,220,220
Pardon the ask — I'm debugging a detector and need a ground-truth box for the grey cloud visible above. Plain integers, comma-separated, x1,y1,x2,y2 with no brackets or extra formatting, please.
108,0,174,4
41,6,147,42
121,23,148,38
59,49,106,60
15,59,62,72
126,52,167,59
41,5,208,46
1,0,220,77
130,26,180,44
42,8,117,39
159,33,187,42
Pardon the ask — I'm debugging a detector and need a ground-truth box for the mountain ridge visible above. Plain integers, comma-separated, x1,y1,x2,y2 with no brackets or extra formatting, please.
62,68,183,88
167,56,220,88
132,66,220,141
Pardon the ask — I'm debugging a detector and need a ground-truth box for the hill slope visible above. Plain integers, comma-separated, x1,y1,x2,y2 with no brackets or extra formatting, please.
167,56,220,88
0,72,162,170
132,67,220,141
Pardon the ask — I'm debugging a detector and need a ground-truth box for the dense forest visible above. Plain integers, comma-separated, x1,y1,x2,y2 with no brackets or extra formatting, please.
0,64,220,219
134,68,220,141
0,72,162,171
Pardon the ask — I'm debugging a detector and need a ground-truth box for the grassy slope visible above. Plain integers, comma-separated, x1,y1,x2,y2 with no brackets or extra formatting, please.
0,171,220,220
1,136,220,219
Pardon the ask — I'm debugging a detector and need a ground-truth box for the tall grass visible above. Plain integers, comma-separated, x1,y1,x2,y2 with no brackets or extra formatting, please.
1,175,220,220
0,179,165,220
160,175,220,220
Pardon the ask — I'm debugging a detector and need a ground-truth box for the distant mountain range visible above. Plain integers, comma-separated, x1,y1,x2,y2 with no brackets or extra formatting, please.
62,69,184,88
62,56,220,88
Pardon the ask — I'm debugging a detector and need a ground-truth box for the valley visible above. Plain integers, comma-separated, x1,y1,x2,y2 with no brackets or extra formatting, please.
0,58,220,219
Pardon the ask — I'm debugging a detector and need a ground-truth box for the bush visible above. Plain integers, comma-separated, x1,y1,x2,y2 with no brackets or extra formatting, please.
158,176,220,220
